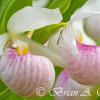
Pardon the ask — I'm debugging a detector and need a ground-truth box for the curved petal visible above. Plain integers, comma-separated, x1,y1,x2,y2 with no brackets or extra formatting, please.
48,26,79,66
0,48,55,97
54,70,91,100
0,33,8,56
7,6,62,34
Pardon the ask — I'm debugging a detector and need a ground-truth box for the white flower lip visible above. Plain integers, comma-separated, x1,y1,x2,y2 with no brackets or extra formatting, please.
0,48,55,97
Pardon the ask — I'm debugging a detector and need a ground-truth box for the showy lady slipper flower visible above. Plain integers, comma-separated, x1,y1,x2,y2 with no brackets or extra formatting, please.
48,0,100,85
0,6,63,97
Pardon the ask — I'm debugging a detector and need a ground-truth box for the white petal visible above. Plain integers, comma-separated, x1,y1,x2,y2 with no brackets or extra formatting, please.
7,6,62,34
48,28,63,52
48,27,78,66
33,0,49,7
0,33,8,56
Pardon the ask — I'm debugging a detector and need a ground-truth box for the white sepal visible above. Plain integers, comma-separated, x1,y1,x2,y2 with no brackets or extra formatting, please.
7,6,62,34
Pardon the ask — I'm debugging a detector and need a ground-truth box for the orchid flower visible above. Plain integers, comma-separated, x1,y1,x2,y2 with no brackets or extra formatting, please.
0,5,63,97
48,0,100,86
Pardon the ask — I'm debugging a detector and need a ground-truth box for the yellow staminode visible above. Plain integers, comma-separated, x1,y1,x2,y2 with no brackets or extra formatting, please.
74,29,83,43
15,30,34,55
16,47,29,55
77,34,83,43
13,31,34,55
13,40,29,55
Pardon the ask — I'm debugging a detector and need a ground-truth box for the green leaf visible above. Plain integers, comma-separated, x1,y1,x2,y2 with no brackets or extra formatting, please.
0,0,15,33
0,0,32,34
0,0,15,21
63,0,87,22
32,23,66,44
0,0,3,6
47,0,71,14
